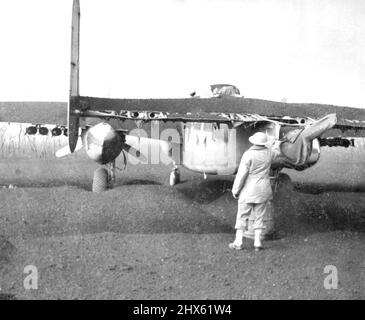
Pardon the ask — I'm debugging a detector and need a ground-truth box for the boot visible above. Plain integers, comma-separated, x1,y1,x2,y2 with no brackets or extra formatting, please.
229,229,244,250
254,229,263,251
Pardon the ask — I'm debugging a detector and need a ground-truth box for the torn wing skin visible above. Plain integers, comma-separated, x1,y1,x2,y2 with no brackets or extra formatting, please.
67,95,365,134
69,95,318,126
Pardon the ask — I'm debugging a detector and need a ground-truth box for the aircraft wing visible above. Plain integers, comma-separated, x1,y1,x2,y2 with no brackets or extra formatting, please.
69,95,324,126
71,96,365,123
66,95,365,152
70,96,365,126
69,95,365,131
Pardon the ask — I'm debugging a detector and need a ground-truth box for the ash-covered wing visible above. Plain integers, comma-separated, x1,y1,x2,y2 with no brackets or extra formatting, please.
70,95,365,128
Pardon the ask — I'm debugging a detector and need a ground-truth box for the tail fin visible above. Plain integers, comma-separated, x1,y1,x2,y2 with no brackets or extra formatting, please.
68,0,80,152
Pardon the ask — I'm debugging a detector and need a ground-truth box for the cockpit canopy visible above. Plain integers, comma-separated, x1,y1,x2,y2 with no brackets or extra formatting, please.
210,84,241,97
190,84,242,98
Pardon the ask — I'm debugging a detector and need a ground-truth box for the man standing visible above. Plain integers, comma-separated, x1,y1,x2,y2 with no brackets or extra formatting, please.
229,132,275,251
228,113,337,251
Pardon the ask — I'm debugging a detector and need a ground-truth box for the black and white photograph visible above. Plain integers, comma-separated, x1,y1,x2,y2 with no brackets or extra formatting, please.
0,0,365,303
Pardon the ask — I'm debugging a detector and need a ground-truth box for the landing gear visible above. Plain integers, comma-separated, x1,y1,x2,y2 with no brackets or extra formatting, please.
92,161,116,192
169,162,180,186
106,161,116,188
270,169,293,192
92,168,109,193
273,173,293,192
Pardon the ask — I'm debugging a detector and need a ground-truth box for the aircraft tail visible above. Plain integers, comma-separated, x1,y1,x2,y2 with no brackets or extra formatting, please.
68,0,80,152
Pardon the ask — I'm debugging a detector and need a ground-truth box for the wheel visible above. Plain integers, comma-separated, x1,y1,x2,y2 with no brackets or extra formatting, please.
169,170,180,186
92,168,109,192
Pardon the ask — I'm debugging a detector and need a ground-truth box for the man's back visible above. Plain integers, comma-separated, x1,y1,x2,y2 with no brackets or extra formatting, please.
232,145,274,204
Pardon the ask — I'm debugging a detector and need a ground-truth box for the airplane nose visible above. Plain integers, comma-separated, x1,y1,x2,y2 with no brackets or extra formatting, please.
84,123,123,164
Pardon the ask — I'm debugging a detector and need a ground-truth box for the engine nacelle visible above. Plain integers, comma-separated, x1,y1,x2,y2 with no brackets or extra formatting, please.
272,137,321,171
303,138,321,169
83,123,123,165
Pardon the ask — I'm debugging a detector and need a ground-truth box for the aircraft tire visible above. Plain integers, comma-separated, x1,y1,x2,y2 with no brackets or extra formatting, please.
169,170,180,186
92,168,109,192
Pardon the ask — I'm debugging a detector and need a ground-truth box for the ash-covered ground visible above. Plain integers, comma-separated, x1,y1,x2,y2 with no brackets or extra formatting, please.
0,153,365,300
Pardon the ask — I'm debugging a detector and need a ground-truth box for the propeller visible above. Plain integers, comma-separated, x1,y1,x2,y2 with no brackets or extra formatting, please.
55,128,149,164
124,134,173,163
55,136,83,158
122,143,147,163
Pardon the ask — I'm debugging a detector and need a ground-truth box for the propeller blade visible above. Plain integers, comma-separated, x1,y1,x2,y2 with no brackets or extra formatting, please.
123,143,147,163
56,137,83,158
124,135,172,159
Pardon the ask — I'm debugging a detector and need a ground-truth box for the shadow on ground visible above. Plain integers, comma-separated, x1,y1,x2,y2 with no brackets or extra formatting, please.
176,179,233,204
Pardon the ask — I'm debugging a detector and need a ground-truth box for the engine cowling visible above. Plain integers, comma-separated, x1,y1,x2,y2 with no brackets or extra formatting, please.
272,137,321,171
305,138,321,168
83,123,123,164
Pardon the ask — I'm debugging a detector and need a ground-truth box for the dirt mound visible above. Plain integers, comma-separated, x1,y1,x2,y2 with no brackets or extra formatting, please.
1,159,365,299
0,235,16,267
0,235,22,295
272,186,365,235
0,184,232,239
1,158,365,239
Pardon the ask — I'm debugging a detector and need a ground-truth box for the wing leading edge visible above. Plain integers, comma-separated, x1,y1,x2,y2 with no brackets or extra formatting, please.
69,95,365,128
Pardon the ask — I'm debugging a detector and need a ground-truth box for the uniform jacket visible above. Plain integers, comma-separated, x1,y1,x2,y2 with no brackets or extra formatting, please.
232,145,276,204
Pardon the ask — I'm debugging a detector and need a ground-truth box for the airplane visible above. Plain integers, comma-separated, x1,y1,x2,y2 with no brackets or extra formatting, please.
21,0,365,200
